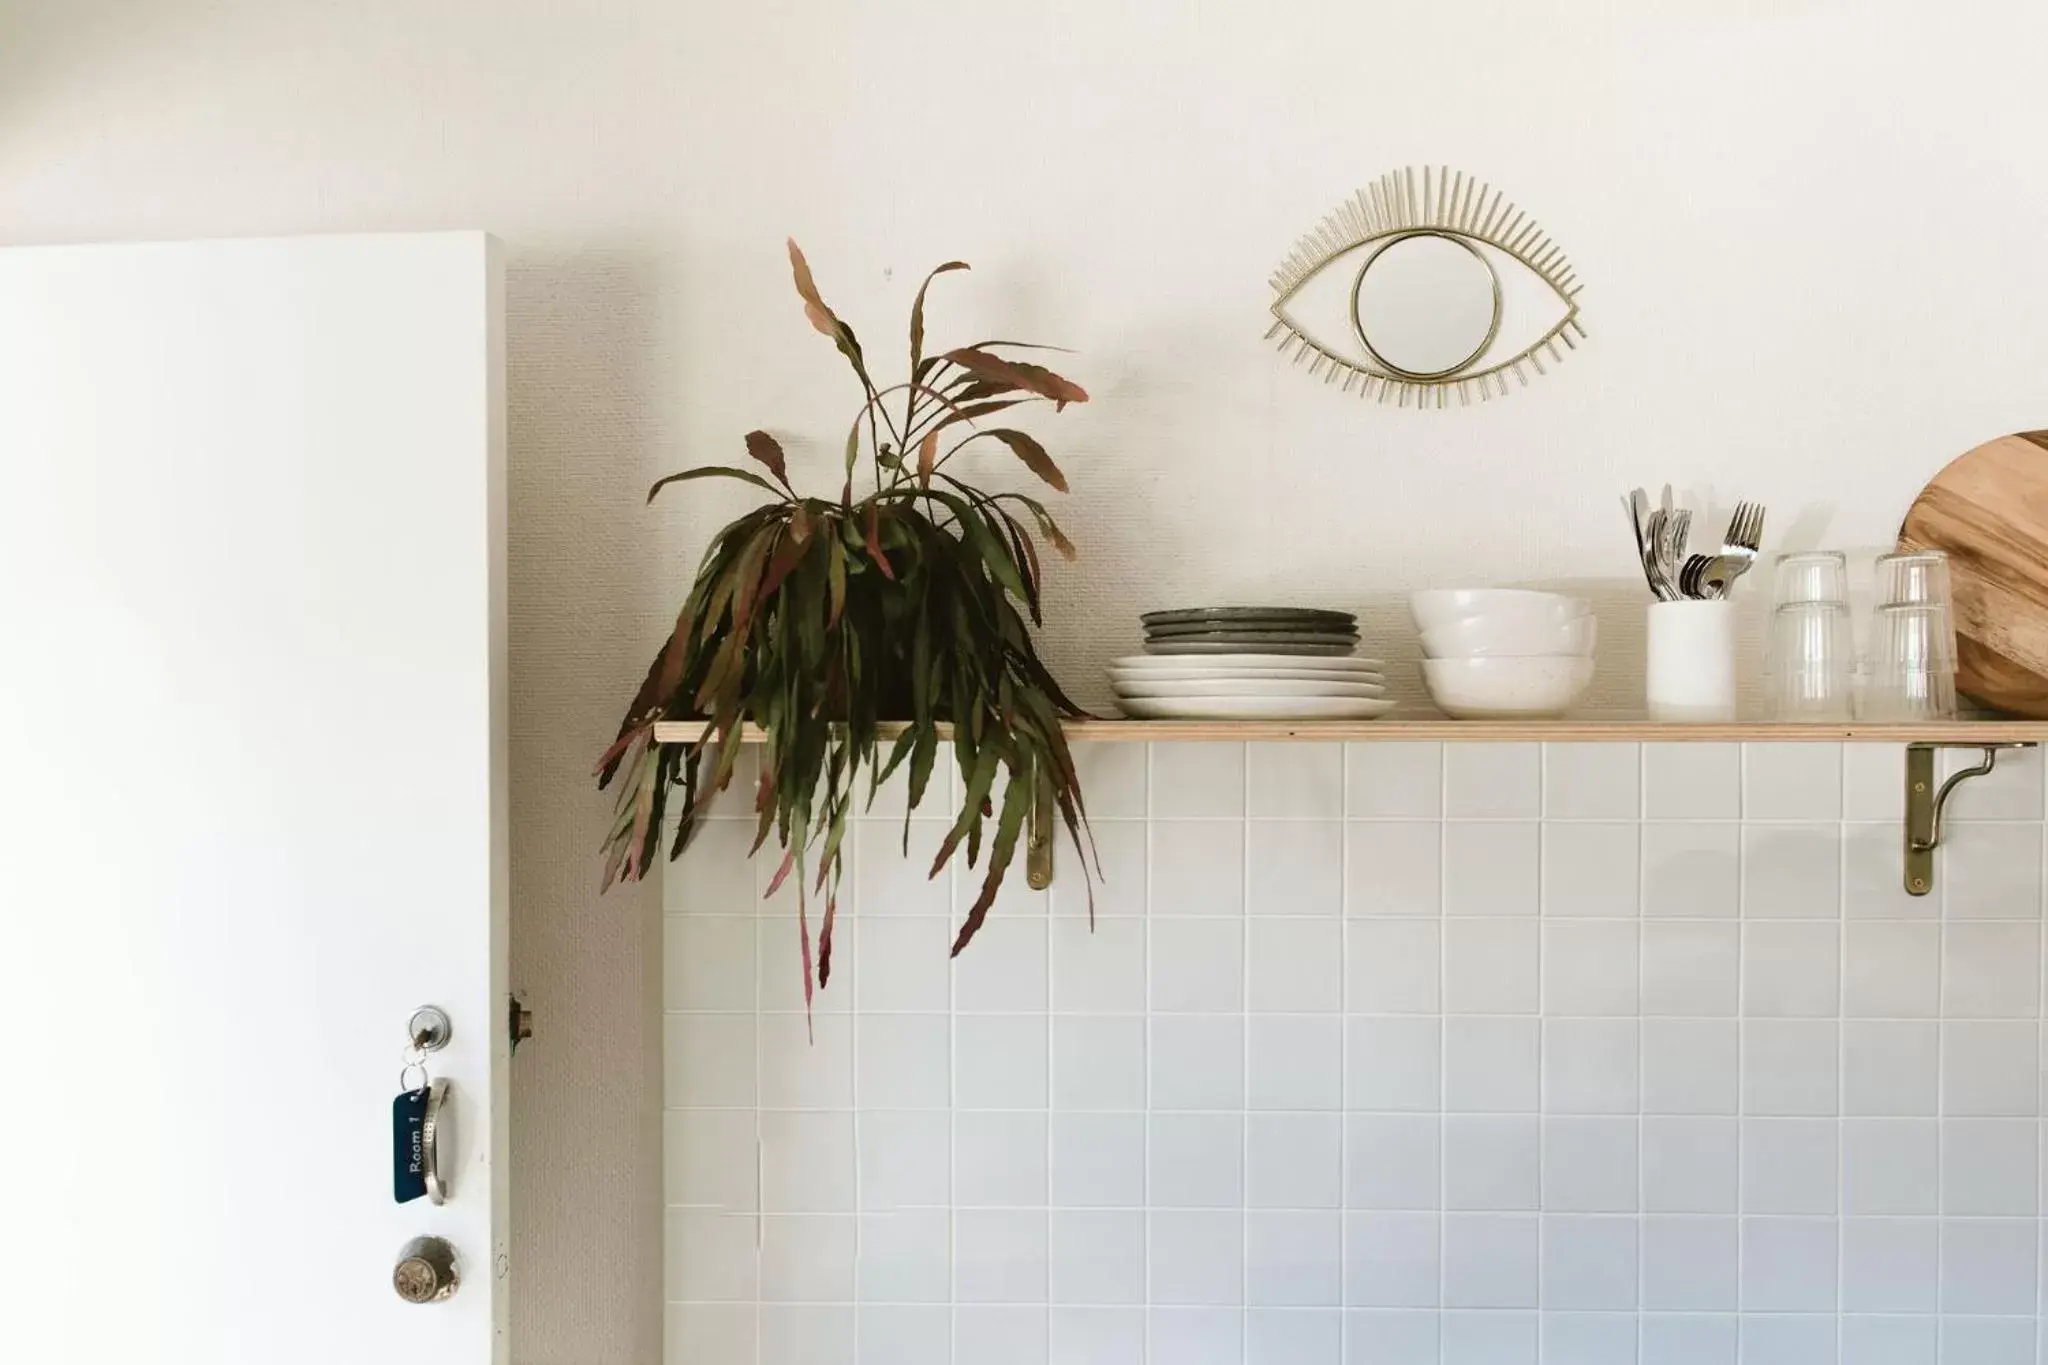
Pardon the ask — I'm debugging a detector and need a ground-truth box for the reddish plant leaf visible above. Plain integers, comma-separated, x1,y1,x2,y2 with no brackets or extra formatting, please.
787,239,838,341
788,239,868,380
646,464,783,503
942,347,1090,408
976,429,1068,492
864,504,896,581
763,845,798,897
744,430,793,490
932,397,1026,433
796,896,815,1041
817,895,839,987
909,260,970,374
1042,516,1077,560
917,431,938,489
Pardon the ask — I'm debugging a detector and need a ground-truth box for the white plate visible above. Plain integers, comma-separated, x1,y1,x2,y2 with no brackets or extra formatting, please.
1111,665,1386,685
1145,639,1357,656
1116,695,1398,720
1113,653,1387,672
1115,678,1388,699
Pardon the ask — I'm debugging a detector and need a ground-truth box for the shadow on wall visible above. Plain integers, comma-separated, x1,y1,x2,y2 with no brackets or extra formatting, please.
503,247,671,1364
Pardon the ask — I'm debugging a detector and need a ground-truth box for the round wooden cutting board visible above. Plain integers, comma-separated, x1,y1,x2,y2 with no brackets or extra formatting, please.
1898,430,2048,716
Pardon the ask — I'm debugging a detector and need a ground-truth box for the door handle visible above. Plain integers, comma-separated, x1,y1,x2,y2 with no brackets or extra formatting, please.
393,1236,460,1303
422,1078,450,1205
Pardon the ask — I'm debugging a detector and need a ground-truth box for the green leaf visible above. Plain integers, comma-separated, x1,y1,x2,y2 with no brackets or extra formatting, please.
931,741,1002,876
646,465,784,503
826,537,847,627
951,768,1031,955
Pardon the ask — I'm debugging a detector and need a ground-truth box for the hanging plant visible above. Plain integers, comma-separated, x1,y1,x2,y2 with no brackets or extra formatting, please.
597,241,1096,1007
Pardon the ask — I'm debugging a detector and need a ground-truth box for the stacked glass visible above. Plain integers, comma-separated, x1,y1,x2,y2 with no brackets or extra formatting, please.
1862,550,1957,720
1767,552,1854,720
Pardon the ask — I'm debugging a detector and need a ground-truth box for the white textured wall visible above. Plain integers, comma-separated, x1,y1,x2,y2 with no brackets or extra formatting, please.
8,2,2048,1359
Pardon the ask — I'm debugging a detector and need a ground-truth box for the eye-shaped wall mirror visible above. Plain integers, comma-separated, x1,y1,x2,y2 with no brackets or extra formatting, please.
1268,167,1586,408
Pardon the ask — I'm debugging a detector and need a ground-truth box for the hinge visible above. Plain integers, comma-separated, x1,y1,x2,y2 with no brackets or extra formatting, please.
1904,742,2036,896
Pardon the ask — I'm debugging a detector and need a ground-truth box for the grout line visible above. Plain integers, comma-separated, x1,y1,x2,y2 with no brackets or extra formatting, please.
1833,747,1847,1365
942,775,959,1348
849,800,865,1358
2037,743,2047,1365
1734,744,1748,1362
1240,740,1252,1346
750,765,766,1365
1142,741,1156,1355
1936,761,1948,1365
1636,740,1649,1365
1339,743,1353,1364
1437,740,1450,1362
1534,745,1548,1359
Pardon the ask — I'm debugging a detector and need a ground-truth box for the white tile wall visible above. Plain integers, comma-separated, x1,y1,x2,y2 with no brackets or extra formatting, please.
664,743,2048,1365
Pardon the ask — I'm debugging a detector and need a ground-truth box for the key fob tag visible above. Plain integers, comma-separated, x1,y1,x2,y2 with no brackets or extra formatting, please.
393,1087,430,1204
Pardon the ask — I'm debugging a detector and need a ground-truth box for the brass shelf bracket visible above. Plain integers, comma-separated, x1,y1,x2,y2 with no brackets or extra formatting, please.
1905,741,2036,895
1026,779,1055,891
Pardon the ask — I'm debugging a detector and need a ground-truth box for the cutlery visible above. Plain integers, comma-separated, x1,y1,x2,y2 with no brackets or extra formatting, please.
1719,500,1765,568
1626,491,1765,600
1624,493,1649,569
1657,508,1691,601
1644,507,1673,600
1625,491,1671,601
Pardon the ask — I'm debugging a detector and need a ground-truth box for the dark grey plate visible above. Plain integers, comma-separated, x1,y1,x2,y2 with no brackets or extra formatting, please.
1142,606,1356,627
1145,639,1359,656
1147,619,1361,640
1146,631,1359,647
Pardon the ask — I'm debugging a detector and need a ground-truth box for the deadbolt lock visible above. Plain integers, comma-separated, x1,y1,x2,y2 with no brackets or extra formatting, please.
393,1236,460,1304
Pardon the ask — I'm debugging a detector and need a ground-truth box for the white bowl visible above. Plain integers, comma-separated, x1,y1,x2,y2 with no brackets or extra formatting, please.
1421,656,1596,719
1409,589,1592,633
1420,614,1598,659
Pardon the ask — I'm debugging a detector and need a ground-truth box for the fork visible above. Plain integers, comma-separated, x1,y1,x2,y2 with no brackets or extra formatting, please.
1720,500,1765,564
1681,502,1767,599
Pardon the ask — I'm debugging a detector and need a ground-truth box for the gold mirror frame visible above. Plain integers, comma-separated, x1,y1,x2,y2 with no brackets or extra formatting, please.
1349,230,1503,381
1267,166,1587,408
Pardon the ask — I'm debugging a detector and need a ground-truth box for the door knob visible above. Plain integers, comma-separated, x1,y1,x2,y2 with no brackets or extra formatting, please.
393,1236,460,1303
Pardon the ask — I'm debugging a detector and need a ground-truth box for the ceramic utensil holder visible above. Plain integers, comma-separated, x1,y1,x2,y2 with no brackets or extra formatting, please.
1646,599,1737,722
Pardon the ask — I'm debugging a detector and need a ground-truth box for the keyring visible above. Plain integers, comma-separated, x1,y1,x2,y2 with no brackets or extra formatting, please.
400,1060,429,1092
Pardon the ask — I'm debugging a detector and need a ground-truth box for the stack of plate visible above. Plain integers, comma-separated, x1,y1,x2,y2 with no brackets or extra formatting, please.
1115,607,1393,720
1141,606,1360,656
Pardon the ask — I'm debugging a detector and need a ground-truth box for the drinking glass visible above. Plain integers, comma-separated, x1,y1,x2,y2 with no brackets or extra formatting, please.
1863,602,1958,720
1874,550,1953,608
1773,551,1848,607
1767,600,1854,720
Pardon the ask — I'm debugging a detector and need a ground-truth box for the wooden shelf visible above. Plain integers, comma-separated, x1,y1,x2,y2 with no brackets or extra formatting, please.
654,718,2048,745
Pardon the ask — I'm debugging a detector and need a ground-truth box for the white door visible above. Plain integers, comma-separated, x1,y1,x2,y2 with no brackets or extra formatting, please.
0,234,510,1364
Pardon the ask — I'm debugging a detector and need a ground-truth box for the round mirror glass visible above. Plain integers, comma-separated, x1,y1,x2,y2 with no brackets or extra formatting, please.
1351,232,1501,379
